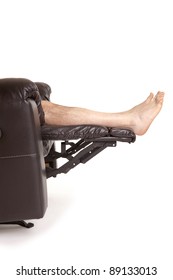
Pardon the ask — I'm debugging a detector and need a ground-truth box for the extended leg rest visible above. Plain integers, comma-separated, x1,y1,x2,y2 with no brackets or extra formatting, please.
42,125,136,178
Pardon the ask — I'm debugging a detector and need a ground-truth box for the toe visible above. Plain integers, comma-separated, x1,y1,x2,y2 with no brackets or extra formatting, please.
156,91,165,104
146,92,154,103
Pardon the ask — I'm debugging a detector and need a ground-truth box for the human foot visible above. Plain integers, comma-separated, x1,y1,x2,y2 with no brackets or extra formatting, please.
129,91,165,135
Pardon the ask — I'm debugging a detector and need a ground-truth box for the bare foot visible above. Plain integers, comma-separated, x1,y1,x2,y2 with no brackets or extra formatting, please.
129,91,165,135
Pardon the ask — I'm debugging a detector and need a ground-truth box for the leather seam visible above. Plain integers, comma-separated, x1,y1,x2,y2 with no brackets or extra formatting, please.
0,153,37,159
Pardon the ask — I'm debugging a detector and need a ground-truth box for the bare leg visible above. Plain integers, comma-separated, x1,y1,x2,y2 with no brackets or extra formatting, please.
41,91,164,136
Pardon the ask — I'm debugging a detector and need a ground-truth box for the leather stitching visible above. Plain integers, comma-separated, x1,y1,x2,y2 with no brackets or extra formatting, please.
0,153,37,159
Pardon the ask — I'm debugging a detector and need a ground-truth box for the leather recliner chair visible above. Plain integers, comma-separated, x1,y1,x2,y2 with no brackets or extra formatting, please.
0,78,136,228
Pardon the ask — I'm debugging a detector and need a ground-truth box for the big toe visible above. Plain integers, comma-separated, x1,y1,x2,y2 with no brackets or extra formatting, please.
156,91,165,104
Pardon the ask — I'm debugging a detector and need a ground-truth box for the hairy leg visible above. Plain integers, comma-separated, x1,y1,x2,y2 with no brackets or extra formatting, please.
41,91,164,136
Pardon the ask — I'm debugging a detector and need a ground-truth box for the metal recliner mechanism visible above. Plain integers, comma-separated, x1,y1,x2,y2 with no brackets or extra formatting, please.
42,125,136,179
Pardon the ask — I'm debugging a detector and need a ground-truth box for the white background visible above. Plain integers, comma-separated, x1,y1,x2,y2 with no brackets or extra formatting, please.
0,0,173,279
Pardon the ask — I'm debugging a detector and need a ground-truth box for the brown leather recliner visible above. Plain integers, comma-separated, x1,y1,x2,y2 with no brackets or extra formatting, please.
0,78,136,228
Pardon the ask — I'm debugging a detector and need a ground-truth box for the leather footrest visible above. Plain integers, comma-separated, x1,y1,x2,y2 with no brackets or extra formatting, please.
110,128,136,143
41,125,109,140
41,125,136,143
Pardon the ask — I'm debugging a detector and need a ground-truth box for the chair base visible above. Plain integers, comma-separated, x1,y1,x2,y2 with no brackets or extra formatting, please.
0,220,34,228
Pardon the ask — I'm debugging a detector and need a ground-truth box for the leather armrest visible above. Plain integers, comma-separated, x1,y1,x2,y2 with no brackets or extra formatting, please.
0,78,45,125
